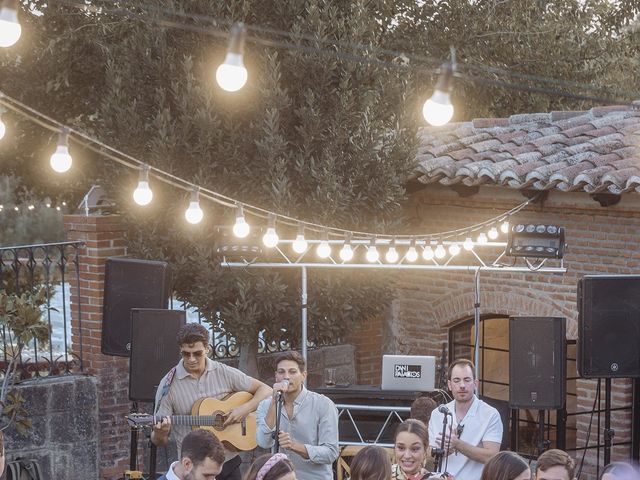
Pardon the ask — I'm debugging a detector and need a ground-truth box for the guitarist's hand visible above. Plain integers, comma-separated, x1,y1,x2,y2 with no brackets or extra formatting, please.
223,404,251,427
153,416,171,434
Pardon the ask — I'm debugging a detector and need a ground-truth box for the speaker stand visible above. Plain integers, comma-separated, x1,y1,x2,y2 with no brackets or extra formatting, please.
604,378,614,466
537,410,551,456
129,401,140,471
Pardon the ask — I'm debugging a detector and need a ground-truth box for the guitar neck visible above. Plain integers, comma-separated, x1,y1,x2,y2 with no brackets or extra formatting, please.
168,415,218,427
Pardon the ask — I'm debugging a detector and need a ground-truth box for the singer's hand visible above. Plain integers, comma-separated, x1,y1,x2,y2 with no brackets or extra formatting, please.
272,380,289,399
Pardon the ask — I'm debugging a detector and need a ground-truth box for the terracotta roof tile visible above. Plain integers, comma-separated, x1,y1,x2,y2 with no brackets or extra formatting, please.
414,106,640,194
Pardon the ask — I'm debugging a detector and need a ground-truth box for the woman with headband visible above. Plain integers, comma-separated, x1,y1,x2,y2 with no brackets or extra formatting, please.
244,453,296,480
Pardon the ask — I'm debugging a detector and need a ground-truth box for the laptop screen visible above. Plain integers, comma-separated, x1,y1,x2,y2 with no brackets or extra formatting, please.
381,355,436,392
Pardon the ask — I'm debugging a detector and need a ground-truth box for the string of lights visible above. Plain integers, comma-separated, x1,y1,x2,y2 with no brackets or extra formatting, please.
0,89,537,265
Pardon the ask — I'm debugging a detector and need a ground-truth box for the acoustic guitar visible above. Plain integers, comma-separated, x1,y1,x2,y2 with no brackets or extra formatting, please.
126,391,257,451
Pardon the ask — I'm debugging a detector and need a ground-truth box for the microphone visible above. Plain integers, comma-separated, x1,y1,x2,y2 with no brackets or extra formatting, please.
438,405,452,416
276,379,290,399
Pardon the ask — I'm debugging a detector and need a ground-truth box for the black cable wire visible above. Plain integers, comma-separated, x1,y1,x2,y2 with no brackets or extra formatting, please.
576,380,601,480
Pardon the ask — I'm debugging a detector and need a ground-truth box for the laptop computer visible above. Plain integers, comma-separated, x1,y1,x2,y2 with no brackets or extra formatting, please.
381,354,436,392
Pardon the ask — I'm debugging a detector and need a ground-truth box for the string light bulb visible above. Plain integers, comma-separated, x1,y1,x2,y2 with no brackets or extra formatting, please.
423,244,435,260
435,243,447,259
385,240,399,263
49,129,73,173
488,227,499,240
501,221,510,234
317,230,331,258
0,0,21,48
449,243,461,256
262,214,279,248
423,49,456,126
133,165,153,205
463,237,474,251
406,238,418,262
216,23,248,92
477,232,488,245
366,238,379,263
232,204,250,238
184,188,204,224
0,106,6,140
292,224,308,254
339,234,353,262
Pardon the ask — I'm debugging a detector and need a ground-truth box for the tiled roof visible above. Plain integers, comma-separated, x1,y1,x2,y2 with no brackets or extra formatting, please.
413,103,640,194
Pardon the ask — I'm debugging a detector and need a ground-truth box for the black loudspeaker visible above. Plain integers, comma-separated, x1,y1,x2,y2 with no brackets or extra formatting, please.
102,257,171,356
509,316,566,409
129,308,186,401
578,275,640,378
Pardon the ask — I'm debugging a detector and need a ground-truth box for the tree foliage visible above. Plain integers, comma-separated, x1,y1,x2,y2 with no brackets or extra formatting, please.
0,0,638,357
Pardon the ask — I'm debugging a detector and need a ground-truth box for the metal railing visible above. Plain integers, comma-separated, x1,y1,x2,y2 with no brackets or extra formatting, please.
0,241,84,377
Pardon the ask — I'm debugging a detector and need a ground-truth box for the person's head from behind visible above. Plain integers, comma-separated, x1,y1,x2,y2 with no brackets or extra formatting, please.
394,419,428,477
410,396,438,425
350,445,391,480
179,429,224,480
536,449,576,480
600,462,639,480
481,451,531,480
244,453,296,480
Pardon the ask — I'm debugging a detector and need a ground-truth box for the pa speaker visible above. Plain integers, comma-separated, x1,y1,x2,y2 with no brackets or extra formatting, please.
578,275,640,378
509,316,566,409
102,257,171,356
129,308,185,401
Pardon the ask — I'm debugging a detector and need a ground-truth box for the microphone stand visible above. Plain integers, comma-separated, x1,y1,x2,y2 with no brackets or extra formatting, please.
273,391,285,453
432,412,449,472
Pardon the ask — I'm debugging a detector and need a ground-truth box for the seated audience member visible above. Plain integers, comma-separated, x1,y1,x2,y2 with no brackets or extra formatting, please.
349,445,391,480
480,451,530,480
411,396,438,426
244,453,296,480
535,449,575,480
600,462,639,480
158,429,225,480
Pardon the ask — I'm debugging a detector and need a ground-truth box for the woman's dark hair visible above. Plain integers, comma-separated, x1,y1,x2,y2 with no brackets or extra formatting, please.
244,453,295,480
351,445,391,480
394,419,429,447
480,451,529,480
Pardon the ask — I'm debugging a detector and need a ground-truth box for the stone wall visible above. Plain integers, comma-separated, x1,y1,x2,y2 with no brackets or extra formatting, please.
4,375,99,479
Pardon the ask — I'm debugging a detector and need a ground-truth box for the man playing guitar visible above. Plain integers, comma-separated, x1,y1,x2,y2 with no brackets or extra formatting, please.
152,323,272,480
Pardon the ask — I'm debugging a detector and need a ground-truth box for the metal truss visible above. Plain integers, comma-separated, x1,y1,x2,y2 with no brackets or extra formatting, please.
335,403,410,447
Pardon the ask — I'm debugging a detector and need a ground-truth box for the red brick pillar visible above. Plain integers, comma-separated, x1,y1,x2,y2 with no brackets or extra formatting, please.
64,214,131,480
348,314,384,385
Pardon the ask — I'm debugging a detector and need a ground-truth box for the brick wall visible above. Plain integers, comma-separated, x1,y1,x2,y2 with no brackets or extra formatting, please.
64,214,130,480
382,186,639,478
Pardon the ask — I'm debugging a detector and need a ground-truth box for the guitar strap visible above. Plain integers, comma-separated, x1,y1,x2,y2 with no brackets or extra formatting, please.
154,366,177,415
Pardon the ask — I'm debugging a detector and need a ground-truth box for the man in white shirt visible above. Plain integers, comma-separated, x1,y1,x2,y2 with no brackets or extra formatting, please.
428,358,503,480
158,429,224,480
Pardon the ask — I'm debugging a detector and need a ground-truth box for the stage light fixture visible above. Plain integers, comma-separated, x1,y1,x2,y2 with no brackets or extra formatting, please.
506,223,566,259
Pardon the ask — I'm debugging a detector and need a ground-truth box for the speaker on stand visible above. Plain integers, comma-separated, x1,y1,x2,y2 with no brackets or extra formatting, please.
509,316,567,454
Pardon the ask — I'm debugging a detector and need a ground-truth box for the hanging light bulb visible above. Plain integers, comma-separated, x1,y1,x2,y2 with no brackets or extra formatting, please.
262,213,279,248
488,227,499,240
49,129,73,173
216,23,248,92
405,238,418,262
501,220,510,234
435,243,447,259
232,204,250,238
366,238,379,263
184,188,204,224
0,106,6,140
422,49,456,126
422,244,435,260
477,232,488,245
292,224,308,254
0,0,22,48
463,237,474,251
449,243,461,256
385,239,399,263
132,165,153,205
339,234,353,262
317,230,332,258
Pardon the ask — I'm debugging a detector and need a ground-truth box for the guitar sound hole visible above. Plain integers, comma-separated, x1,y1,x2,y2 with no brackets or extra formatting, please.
213,411,225,430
